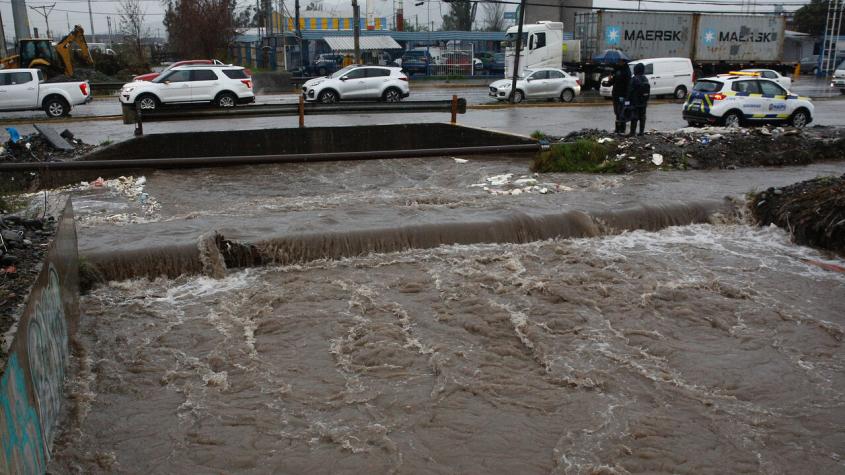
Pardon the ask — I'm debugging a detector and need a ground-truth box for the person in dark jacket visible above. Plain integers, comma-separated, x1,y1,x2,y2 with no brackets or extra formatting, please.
606,59,631,134
627,62,651,136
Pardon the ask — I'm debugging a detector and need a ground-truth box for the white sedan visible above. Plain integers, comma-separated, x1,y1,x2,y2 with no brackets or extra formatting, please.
489,68,581,103
740,69,792,90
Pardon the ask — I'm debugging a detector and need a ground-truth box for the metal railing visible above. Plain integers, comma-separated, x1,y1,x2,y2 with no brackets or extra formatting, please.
124,97,468,135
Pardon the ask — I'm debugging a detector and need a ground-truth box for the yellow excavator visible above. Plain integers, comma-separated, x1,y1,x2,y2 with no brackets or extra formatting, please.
0,25,94,77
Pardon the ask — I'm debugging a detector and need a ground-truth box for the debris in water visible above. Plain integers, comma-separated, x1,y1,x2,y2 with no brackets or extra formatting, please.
652,153,664,166
452,158,469,164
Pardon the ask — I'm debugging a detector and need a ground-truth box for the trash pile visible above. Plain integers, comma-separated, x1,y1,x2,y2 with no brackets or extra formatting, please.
0,212,57,351
1,126,94,164
69,175,161,226
470,173,574,195
750,174,845,256
552,126,845,173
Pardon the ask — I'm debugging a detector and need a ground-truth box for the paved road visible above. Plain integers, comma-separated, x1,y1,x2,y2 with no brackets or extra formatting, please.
1,75,839,122
0,94,842,146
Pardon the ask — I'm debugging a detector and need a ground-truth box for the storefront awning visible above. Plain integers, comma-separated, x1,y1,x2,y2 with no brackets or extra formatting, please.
323,35,402,51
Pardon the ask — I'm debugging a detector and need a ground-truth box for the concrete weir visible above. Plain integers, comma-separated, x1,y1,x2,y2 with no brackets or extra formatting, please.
21,123,539,188
82,200,737,284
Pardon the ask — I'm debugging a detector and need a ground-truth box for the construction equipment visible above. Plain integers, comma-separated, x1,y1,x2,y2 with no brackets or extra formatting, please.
0,25,94,77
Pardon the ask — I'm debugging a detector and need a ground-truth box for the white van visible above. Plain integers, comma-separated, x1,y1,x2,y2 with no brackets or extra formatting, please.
629,57,694,99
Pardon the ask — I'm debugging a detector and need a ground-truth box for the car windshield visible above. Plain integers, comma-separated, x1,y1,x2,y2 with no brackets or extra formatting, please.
693,80,722,92
329,65,357,78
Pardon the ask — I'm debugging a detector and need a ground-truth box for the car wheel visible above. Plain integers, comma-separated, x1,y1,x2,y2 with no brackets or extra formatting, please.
318,89,339,104
215,92,237,108
511,90,524,103
790,109,809,129
43,97,69,118
560,88,575,103
383,87,402,103
135,94,158,111
674,85,688,100
723,111,742,128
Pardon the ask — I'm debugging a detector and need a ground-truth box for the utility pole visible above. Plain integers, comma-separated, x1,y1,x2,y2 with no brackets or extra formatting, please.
0,11,7,56
29,4,56,39
87,0,95,38
11,0,31,42
352,0,361,63
509,0,525,103
295,0,303,67
107,16,113,48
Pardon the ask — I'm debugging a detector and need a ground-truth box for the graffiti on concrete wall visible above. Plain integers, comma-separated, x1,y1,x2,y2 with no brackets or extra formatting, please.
27,265,69,453
0,354,46,474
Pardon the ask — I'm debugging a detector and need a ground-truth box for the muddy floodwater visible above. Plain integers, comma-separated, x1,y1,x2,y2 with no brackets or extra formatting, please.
49,223,845,474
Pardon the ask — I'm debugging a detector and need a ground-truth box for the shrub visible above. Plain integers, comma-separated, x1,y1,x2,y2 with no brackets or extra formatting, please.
531,139,622,173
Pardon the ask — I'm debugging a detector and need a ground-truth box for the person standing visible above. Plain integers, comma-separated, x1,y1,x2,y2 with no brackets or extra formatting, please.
627,63,651,136
606,58,631,134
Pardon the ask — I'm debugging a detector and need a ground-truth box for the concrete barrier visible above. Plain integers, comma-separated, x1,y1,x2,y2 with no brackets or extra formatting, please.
0,200,79,474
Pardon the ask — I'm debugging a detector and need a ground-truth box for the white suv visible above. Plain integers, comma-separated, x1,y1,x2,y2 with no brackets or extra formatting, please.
832,60,845,95
302,65,409,103
120,65,255,110
683,73,813,128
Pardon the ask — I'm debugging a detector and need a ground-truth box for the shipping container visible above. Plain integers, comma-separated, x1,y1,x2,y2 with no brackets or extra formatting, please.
694,14,784,62
584,11,694,60
575,11,786,64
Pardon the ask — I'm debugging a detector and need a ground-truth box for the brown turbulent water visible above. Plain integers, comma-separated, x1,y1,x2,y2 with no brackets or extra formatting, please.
48,223,845,474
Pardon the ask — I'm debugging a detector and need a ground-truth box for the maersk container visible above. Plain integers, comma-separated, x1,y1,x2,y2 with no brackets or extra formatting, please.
576,11,786,63
693,14,785,62
588,11,694,60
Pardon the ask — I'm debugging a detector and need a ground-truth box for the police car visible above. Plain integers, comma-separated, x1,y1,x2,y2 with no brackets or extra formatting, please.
683,72,813,128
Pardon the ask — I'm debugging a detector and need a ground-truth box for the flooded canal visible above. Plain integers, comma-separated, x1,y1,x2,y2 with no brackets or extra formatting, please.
46,155,845,474
49,224,845,473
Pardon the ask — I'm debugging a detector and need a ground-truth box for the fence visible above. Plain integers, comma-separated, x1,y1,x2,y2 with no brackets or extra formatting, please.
429,47,476,77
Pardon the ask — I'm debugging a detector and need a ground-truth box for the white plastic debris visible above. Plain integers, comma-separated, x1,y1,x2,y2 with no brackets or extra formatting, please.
452,158,469,164
597,137,614,144
651,153,664,166
513,178,538,186
24,143,31,150
760,127,771,136
487,174,513,186
510,188,523,195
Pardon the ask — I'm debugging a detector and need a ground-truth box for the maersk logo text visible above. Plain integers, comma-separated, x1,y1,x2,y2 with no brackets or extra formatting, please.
623,30,682,41
717,31,776,42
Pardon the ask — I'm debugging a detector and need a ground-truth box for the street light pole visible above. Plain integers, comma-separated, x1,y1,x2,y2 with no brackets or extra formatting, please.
509,0,526,103
352,0,361,63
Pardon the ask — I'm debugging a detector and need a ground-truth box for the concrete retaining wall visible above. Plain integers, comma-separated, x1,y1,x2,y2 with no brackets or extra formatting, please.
82,123,534,161
0,201,79,474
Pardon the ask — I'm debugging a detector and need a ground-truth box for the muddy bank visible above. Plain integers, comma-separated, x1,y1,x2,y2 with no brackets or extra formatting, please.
536,126,845,173
750,174,845,255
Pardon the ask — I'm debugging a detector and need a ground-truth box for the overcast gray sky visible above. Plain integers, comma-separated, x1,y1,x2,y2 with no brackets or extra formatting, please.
1,0,812,44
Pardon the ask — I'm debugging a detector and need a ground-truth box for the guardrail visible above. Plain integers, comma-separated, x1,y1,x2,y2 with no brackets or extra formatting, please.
123,96,468,136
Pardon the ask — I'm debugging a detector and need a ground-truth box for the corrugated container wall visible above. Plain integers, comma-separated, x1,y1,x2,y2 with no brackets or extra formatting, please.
694,14,785,62
596,11,694,59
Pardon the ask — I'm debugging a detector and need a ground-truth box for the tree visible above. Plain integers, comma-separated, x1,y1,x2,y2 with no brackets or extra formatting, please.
119,0,149,65
793,0,830,37
441,0,473,31
481,1,505,32
163,0,244,59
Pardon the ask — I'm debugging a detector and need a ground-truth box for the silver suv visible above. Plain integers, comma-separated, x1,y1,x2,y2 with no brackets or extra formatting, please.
302,65,410,103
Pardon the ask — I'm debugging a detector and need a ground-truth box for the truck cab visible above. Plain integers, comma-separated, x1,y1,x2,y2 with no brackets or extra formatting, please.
503,21,563,77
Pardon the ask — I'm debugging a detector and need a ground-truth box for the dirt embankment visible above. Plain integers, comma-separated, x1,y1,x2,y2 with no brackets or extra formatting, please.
0,213,57,353
750,174,845,256
534,126,845,174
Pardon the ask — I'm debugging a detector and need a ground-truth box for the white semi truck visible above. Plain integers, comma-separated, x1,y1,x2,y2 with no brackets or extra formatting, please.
503,21,564,77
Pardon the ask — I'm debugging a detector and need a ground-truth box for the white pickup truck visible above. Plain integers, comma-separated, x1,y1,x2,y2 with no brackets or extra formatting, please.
0,68,91,117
